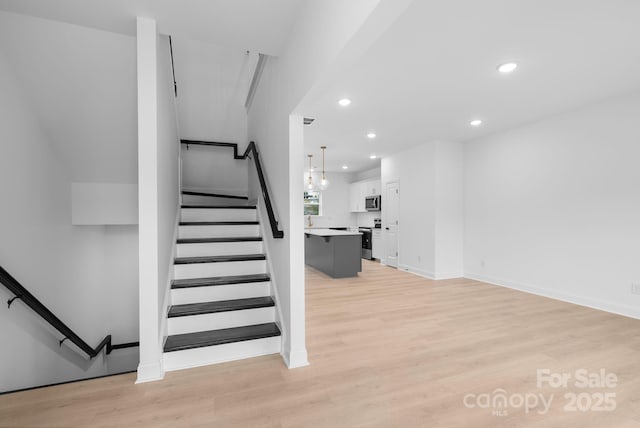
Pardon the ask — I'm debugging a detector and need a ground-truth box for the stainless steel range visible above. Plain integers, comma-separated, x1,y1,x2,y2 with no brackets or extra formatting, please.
359,227,373,260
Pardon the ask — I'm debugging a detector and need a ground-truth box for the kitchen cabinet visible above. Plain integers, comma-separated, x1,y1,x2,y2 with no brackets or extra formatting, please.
349,179,382,212
364,179,381,197
372,229,382,259
305,229,362,278
349,181,366,212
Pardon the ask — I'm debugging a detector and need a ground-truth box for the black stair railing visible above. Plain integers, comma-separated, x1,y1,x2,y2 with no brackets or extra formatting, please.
169,35,177,97
181,140,285,239
0,265,138,358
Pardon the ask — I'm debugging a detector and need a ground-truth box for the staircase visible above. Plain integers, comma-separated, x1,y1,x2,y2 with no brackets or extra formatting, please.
162,193,281,371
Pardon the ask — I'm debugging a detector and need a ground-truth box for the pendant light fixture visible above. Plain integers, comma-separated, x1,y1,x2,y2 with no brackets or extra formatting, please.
319,145,330,190
306,154,317,191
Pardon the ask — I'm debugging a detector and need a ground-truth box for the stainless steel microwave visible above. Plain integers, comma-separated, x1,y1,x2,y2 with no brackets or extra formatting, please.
365,195,381,211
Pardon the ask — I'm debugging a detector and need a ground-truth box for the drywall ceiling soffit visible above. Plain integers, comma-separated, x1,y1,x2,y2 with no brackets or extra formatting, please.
0,0,304,55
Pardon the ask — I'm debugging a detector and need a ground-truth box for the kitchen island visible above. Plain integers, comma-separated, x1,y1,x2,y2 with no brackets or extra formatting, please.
304,229,362,278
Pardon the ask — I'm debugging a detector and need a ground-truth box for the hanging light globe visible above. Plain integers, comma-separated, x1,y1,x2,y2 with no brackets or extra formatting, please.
305,154,317,191
319,145,330,190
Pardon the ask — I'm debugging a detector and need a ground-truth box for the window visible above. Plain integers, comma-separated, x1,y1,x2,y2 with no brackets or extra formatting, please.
303,191,321,216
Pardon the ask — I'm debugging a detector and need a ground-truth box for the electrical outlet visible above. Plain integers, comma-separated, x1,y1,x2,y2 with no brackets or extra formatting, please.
417,255,421,263
631,284,640,295
480,260,486,268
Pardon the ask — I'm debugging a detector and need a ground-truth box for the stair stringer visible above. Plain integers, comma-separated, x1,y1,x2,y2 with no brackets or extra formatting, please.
255,199,288,362
160,204,182,356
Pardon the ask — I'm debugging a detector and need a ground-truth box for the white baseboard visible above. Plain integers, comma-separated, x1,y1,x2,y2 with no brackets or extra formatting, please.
283,347,309,369
398,264,464,281
135,360,164,383
398,264,435,280
160,205,181,341
465,272,640,320
433,271,465,280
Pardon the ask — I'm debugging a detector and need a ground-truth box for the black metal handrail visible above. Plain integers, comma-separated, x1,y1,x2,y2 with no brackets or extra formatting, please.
180,140,284,239
0,265,138,358
169,35,177,97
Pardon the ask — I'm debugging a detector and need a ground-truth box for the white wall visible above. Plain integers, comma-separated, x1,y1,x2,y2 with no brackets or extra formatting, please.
173,37,250,143
173,37,249,194
136,17,161,383
464,92,640,319
136,21,181,383
381,140,464,279
181,145,249,195
0,11,137,184
354,166,381,182
157,33,181,341
435,141,464,278
247,0,397,368
304,172,355,228
71,183,138,225
247,57,300,365
382,142,437,276
0,48,138,393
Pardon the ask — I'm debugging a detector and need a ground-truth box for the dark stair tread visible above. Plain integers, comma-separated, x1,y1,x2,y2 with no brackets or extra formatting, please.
172,273,271,289
164,323,281,352
175,254,266,264
177,237,263,244
168,297,275,318
181,205,256,209
182,190,248,200
179,221,258,226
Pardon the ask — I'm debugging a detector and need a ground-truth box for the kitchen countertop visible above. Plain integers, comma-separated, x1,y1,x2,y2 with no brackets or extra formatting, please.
304,228,362,237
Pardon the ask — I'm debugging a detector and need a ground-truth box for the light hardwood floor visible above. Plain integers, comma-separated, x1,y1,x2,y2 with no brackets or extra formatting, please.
2,260,640,427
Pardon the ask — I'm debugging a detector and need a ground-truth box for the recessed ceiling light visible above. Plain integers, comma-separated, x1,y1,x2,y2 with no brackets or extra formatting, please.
497,62,518,73
470,119,483,127
342,165,349,170
370,154,377,159
338,98,351,107
367,132,377,139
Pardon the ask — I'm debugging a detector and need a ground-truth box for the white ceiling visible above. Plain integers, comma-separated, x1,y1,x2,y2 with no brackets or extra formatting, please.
304,0,640,172
0,0,303,55
0,11,138,183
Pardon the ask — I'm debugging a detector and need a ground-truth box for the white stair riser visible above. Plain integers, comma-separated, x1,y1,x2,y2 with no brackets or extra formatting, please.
177,241,263,258
168,307,275,335
179,225,259,239
174,260,266,279
163,336,281,372
171,282,271,305
181,208,256,223
182,194,249,205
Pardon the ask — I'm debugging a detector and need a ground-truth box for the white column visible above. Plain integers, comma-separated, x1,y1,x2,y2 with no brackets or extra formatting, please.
136,16,163,383
287,114,309,368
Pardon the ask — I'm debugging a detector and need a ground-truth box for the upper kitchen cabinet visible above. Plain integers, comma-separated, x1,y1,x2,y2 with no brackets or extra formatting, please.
365,179,381,196
349,181,365,212
349,179,382,212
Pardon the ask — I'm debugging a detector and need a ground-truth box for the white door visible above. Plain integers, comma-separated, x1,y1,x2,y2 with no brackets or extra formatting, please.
384,181,399,267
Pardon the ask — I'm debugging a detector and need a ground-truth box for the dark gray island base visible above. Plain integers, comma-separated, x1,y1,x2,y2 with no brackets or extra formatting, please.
304,229,362,278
